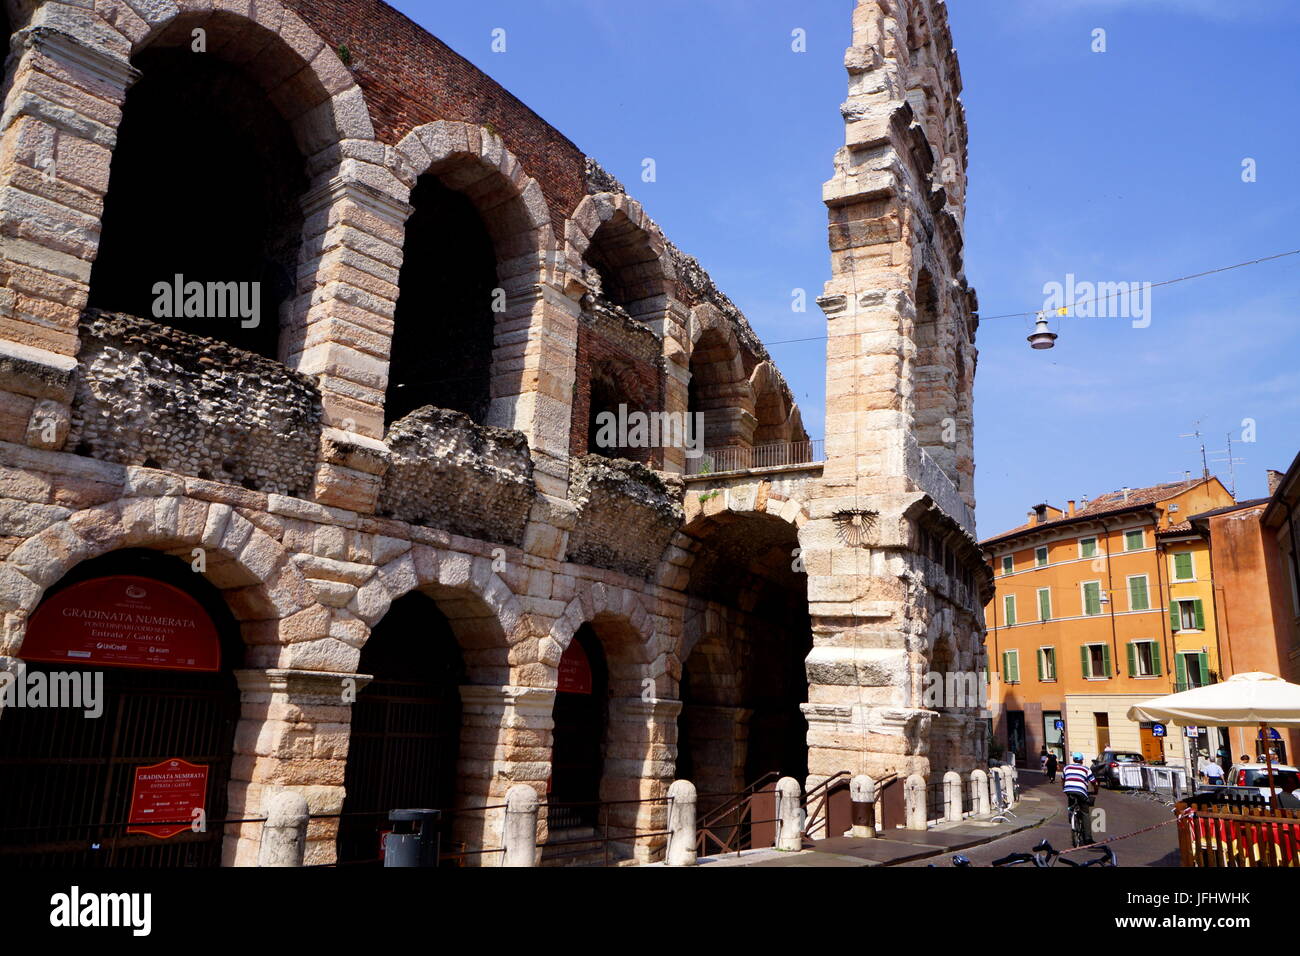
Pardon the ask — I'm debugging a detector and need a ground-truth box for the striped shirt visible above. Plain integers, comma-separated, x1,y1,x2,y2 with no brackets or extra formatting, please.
1062,763,1095,796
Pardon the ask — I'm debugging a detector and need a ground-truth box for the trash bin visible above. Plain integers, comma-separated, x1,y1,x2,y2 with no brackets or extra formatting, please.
383,809,441,867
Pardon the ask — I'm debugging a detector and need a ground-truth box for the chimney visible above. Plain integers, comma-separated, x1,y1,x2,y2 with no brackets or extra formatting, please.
1122,487,1130,503
1080,495,1089,510
1067,500,1076,517
1027,509,1038,527
1268,470,1286,496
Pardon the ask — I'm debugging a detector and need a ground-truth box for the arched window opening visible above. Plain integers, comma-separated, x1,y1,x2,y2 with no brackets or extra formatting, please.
688,329,750,450
913,268,959,483
338,591,466,865
585,360,652,463
582,214,662,321
384,174,499,428
88,49,307,359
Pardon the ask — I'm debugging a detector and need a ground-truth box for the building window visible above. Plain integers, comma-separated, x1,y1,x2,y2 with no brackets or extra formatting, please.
1082,581,1103,616
1035,546,1049,568
1003,649,1021,683
1079,536,1098,559
1127,639,1162,678
1176,651,1210,691
1170,598,1204,633
1095,711,1111,751
1128,574,1150,612
1001,555,1014,575
1003,594,1017,626
1037,646,1057,682
1082,642,1112,679
1125,529,1144,551
1171,551,1195,582
1037,587,1052,621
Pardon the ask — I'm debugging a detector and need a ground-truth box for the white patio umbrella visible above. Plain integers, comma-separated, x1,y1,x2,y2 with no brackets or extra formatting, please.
1128,672,1300,800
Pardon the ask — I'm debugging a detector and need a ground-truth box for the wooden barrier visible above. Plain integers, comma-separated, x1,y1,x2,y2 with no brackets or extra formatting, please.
1177,800,1300,867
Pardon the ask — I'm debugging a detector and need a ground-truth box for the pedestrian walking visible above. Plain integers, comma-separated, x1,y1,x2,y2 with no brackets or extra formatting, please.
1045,750,1058,783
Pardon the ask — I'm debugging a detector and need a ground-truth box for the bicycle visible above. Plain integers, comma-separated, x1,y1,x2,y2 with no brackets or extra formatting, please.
1067,796,1091,848
975,838,1116,867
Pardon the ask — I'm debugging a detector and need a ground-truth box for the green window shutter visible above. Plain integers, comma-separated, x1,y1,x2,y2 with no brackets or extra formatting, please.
1036,648,1044,681
1084,582,1100,615
1009,652,1019,683
1101,644,1112,678
1194,599,1205,630
1175,553,1193,579
1130,577,1149,610
1080,645,1090,678
1126,530,1143,550
1170,602,1181,632
1039,589,1051,620
1081,538,1096,558
1175,653,1187,688
1151,643,1163,676
1001,651,1008,680
1126,642,1136,677
1004,595,1016,626
1198,652,1209,683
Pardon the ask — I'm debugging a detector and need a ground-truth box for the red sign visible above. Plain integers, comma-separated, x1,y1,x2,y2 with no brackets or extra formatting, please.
126,758,209,839
557,640,592,694
22,575,220,672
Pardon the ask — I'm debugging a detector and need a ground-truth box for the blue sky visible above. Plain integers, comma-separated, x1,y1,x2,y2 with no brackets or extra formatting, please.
389,0,1300,537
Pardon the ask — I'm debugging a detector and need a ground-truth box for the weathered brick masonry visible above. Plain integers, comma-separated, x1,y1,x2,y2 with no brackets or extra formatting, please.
0,0,990,865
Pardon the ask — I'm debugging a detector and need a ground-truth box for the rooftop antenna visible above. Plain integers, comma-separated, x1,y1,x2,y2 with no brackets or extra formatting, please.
1210,433,1246,499
1179,421,1210,481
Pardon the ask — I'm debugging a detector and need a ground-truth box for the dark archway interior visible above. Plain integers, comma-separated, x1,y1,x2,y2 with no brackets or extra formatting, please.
385,174,498,427
585,362,652,463
338,591,465,865
88,48,307,359
549,623,609,829
677,514,811,792
0,549,242,868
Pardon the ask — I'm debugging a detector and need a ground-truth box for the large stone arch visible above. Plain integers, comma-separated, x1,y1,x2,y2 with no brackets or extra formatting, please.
359,544,528,685
0,491,318,662
565,192,675,322
687,304,754,451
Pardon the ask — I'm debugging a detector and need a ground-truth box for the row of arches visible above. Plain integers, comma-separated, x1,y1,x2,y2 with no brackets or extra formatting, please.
0,0,801,467
0,488,816,865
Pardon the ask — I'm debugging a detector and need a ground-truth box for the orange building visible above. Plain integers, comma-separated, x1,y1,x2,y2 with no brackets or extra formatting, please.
1190,456,1300,764
982,478,1235,769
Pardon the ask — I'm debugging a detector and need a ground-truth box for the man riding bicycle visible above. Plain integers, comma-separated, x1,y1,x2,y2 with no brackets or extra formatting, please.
1061,752,1098,844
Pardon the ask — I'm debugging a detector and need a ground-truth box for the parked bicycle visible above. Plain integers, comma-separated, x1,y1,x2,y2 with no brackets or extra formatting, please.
947,838,1115,867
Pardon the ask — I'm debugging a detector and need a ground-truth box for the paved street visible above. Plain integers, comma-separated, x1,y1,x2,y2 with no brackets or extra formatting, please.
906,772,1182,867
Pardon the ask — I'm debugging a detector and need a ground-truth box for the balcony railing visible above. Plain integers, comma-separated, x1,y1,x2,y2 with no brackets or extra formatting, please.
686,439,824,476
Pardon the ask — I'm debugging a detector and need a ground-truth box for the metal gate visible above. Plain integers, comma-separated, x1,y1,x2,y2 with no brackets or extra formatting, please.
337,593,464,865
0,663,238,867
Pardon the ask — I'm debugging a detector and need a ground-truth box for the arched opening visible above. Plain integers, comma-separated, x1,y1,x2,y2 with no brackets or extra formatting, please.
337,591,466,865
676,513,811,797
0,549,241,867
547,623,609,831
384,174,499,427
88,47,308,359
688,328,751,450
585,358,654,463
912,268,958,483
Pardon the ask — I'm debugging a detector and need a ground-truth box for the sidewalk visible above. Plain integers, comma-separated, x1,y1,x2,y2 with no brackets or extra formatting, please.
696,771,1061,868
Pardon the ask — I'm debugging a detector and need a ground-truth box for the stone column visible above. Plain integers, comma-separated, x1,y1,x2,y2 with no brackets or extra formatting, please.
603,696,681,863
775,776,804,851
229,668,369,866
0,25,138,450
969,768,990,817
904,773,927,830
457,684,554,863
943,770,963,822
849,773,878,837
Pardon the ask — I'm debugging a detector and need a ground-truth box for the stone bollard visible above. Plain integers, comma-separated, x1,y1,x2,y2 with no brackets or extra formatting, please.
904,774,927,830
970,769,990,816
665,779,698,866
503,784,539,867
776,777,805,851
849,774,878,838
943,771,963,822
1005,765,1020,806
257,790,309,867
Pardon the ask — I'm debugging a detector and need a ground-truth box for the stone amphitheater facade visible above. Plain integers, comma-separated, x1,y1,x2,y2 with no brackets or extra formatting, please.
0,0,990,865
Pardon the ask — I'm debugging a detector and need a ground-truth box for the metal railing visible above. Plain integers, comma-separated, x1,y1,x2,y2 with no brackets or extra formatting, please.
695,772,782,856
540,795,675,867
803,771,852,839
686,439,824,476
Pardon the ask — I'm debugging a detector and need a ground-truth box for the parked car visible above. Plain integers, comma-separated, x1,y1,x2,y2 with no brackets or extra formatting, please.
1226,763,1300,805
1090,750,1146,789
